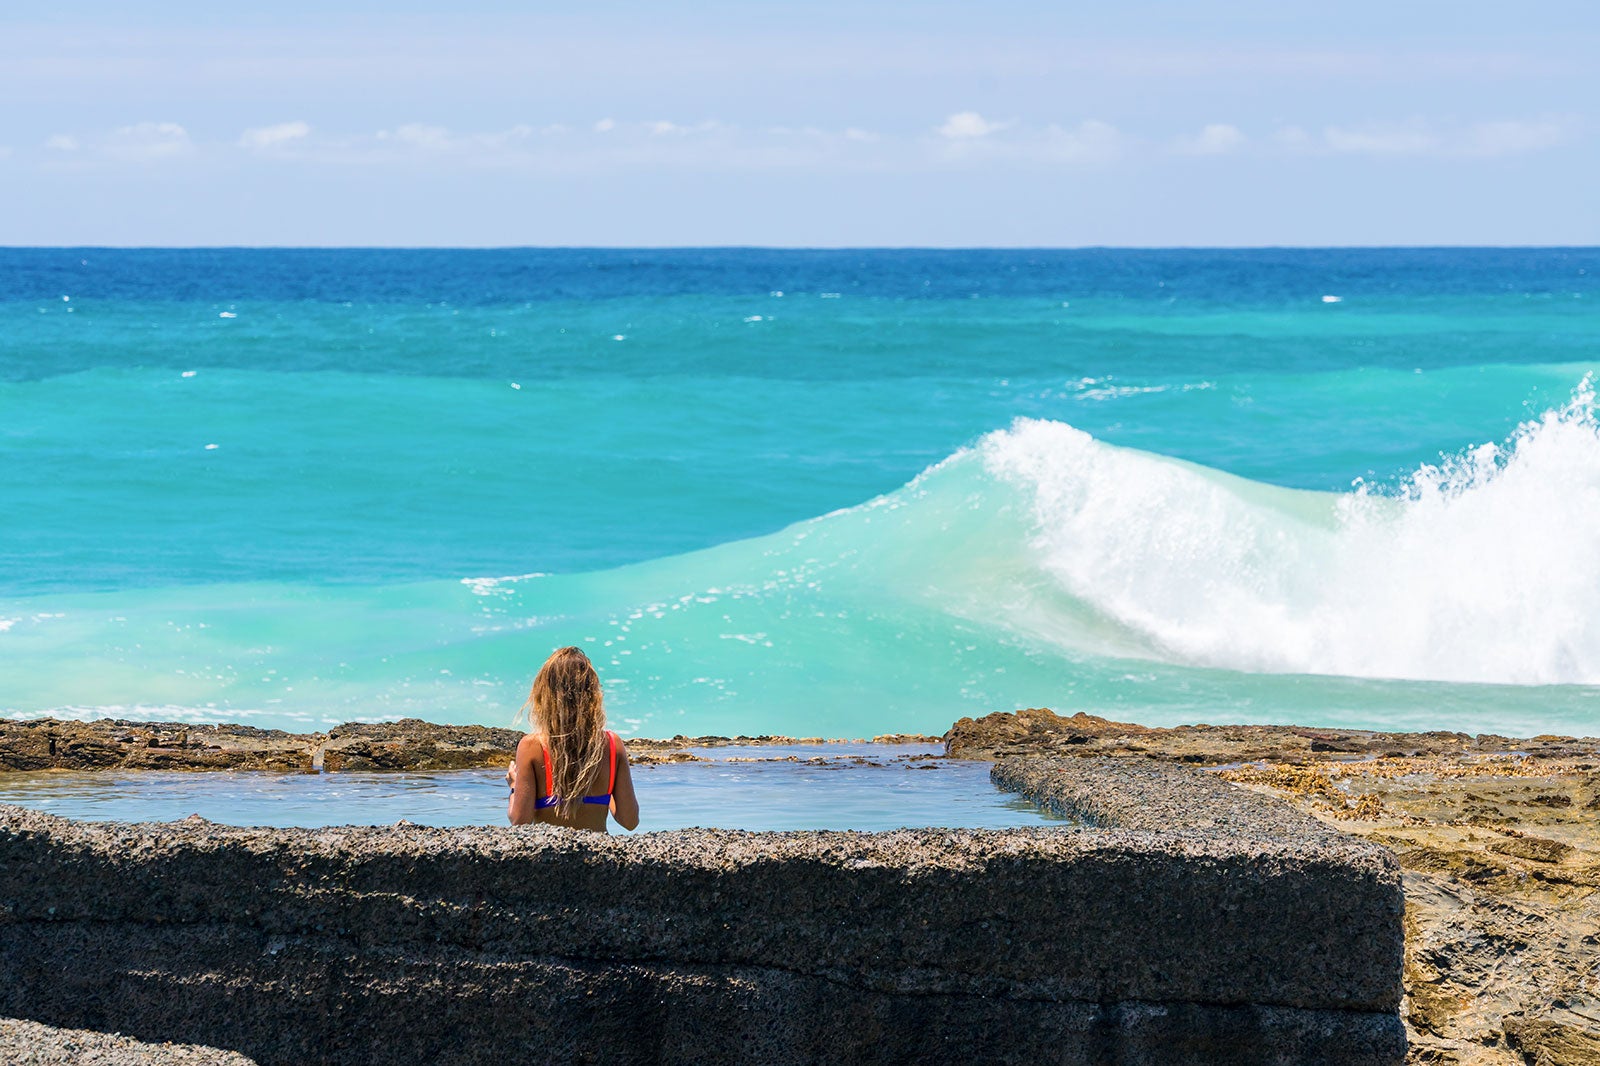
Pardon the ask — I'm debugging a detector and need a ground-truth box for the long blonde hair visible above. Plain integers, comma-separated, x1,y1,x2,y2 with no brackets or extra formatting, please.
522,646,608,818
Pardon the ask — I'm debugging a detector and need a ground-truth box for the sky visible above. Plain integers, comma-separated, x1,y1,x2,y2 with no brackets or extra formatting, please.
1,0,1595,246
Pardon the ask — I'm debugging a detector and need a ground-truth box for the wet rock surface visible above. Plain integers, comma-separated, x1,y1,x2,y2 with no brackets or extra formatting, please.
945,707,1598,765
0,718,527,774
0,719,946,775
970,708,1600,1066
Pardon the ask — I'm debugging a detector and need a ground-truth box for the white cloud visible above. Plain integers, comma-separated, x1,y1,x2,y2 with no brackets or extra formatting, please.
1274,125,1314,151
1459,118,1570,157
502,124,538,141
1037,120,1124,162
238,121,310,151
1322,123,1440,155
37,113,1566,178
936,111,1010,139
382,123,452,149
363,122,542,161
647,120,723,137
1173,123,1245,156
930,117,1123,165
105,122,192,161
1285,118,1574,158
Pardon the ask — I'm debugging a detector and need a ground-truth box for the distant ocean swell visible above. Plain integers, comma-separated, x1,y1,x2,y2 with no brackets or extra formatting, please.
5,380,1599,739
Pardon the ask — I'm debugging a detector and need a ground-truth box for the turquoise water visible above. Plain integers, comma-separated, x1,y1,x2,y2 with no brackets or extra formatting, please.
3,248,1599,738
0,747,1061,831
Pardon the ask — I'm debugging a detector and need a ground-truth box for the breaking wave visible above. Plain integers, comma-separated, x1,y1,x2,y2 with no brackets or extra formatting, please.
6,381,1599,735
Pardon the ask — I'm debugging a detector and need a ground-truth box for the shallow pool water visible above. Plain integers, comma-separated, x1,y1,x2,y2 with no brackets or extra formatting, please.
0,745,1065,832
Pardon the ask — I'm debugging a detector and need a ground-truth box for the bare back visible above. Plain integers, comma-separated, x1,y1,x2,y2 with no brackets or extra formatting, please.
507,731,639,832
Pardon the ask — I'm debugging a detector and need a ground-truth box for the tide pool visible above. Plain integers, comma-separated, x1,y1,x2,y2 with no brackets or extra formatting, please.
0,747,1062,832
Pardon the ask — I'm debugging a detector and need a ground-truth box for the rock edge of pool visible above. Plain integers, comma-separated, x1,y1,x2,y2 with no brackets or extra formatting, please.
4,707,1599,775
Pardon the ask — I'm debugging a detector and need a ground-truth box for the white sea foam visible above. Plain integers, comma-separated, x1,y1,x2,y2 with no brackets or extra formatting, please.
461,572,549,599
2,704,276,725
979,379,1600,685
1074,380,1214,402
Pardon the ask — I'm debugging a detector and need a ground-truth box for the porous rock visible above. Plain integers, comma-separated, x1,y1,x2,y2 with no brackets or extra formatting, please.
0,757,1404,1065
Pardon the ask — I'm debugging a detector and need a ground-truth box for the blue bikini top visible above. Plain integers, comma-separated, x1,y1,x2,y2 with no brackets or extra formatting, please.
533,730,618,809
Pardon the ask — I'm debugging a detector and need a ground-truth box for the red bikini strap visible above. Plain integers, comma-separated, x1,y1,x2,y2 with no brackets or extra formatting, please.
606,730,618,795
542,738,554,798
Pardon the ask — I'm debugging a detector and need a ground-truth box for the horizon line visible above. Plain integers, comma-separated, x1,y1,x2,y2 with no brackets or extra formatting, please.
2,243,1597,253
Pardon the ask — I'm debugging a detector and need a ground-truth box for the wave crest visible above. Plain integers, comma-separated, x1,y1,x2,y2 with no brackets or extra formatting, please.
980,379,1600,684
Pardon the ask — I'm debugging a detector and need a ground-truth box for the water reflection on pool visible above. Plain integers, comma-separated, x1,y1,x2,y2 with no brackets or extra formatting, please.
0,744,1065,832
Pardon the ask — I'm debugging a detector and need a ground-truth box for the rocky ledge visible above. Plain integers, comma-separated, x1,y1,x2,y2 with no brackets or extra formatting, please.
0,757,1402,1066
8,705,1592,1063
0,718,945,774
944,706,1600,764
967,708,1600,1066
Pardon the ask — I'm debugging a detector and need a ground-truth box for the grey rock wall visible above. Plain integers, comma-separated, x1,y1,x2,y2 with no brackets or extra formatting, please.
0,759,1404,1065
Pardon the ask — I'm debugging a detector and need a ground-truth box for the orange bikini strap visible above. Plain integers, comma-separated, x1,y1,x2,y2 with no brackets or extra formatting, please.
542,733,617,801
606,730,618,795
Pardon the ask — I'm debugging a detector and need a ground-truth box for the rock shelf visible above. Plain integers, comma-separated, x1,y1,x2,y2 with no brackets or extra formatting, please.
0,753,1402,1065
0,718,946,775
964,708,1600,1065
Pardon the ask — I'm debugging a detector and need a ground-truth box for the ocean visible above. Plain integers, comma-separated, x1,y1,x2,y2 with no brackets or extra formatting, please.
2,247,1597,740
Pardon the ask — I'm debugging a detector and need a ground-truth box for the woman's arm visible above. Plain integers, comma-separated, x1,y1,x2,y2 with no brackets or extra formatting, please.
610,740,640,831
507,734,543,826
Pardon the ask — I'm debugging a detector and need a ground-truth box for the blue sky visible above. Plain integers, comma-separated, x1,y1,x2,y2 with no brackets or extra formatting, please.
2,1,1595,245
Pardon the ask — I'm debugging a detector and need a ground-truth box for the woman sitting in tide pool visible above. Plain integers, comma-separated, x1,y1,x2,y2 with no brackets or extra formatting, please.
506,646,640,832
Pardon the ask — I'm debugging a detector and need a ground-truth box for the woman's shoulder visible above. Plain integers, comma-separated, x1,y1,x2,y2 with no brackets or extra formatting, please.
516,732,545,757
